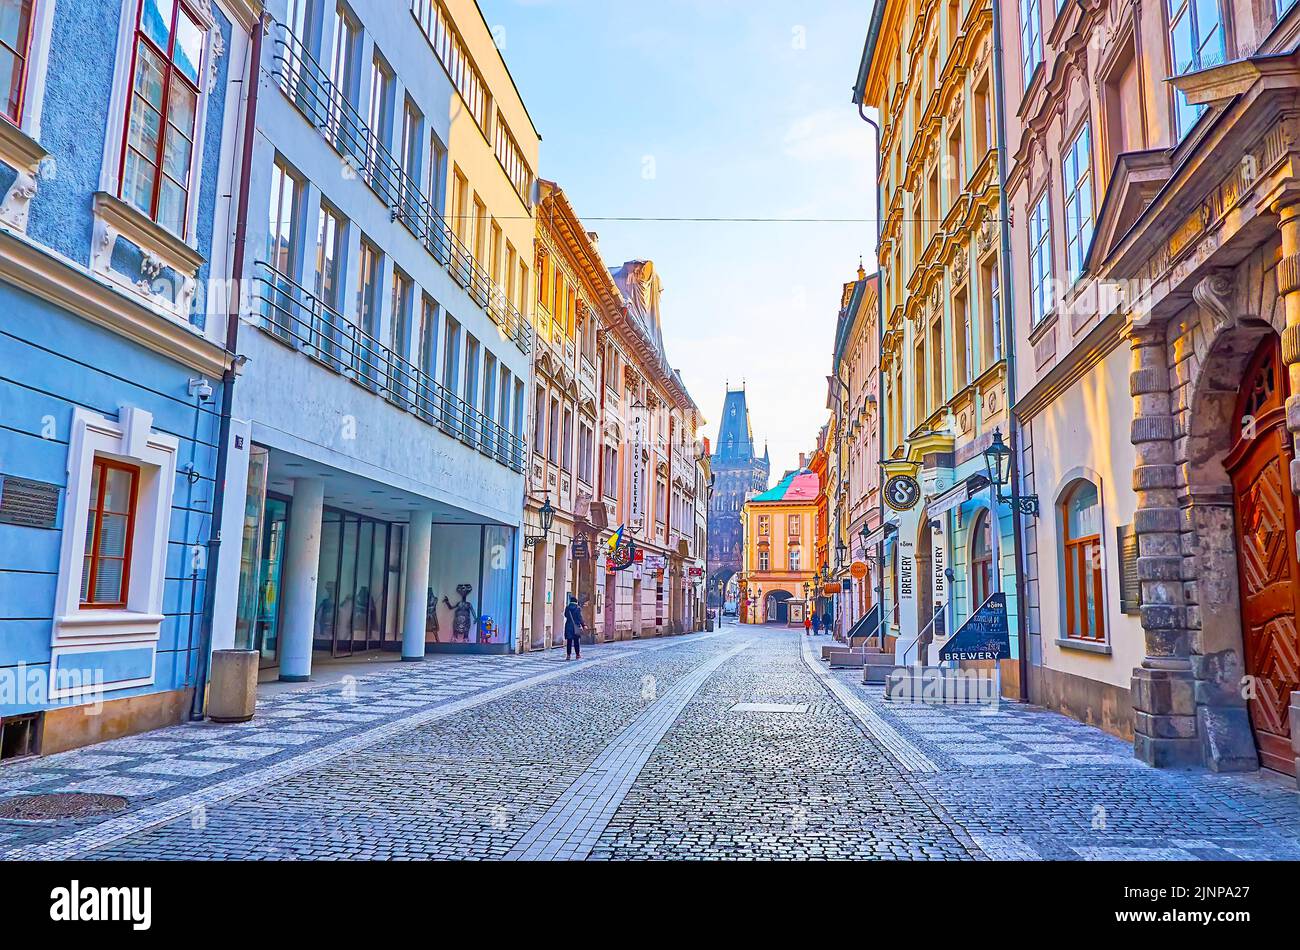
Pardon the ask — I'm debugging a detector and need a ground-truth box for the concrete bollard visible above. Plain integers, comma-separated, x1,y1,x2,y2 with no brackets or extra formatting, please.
207,650,259,723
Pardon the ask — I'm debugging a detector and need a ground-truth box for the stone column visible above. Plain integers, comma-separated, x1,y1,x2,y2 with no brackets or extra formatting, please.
401,509,434,661
1276,200,1300,781
1129,325,1198,765
1278,202,1300,501
279,476,325,683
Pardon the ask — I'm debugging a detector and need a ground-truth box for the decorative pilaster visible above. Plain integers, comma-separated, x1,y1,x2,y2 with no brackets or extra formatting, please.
1129,324,1199,766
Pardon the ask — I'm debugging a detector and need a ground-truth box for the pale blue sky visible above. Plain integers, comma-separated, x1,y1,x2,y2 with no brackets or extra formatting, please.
478,0,879,479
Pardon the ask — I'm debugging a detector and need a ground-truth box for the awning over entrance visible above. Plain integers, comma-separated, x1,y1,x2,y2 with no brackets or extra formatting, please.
928,474,990,518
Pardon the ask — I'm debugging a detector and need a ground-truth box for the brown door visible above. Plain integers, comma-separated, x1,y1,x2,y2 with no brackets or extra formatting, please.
1226,336,1300,776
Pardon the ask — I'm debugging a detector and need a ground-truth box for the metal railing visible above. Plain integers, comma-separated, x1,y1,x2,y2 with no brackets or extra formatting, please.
269,21,531,356
251,259,525,473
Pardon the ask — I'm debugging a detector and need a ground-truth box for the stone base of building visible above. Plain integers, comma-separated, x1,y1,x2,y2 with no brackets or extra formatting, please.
1131,668,1201,767
40,687,194,756
1029,665,1134,741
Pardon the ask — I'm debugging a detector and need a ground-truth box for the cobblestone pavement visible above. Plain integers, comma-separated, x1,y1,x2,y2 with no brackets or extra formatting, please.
3,621,1299,860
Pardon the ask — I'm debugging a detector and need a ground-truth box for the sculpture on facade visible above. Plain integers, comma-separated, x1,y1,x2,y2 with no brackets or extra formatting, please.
443,584,478,643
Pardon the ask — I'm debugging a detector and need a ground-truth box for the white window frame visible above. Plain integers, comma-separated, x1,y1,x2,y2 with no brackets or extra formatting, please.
51,406,179,698
1020,0,1043,89
0,0,57,232
1062,122,1094,283
1028,190,1054,324
98,0,219,243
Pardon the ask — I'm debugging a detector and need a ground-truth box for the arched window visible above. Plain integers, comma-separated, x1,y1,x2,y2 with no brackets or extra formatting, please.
970,509,993,607
1062,480,1105,641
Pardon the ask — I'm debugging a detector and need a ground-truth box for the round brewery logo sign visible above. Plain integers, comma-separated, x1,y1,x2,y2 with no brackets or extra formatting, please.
884,474,922,512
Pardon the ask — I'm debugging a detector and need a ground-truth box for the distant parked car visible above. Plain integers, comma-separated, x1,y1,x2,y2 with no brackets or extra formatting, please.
722,605,737,617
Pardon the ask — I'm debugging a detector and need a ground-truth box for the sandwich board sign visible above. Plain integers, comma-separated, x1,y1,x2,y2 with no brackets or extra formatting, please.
939,593,1010,662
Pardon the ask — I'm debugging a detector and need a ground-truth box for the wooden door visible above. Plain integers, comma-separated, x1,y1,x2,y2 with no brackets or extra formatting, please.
1226,337,1300,775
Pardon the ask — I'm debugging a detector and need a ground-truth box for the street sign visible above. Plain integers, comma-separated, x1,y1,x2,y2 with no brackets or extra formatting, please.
939,593,1010,662
850,560,868,579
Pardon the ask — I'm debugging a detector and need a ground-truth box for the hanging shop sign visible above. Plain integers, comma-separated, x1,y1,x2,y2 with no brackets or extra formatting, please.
883,474,922,512
850,560,869,580
939,593,1010,662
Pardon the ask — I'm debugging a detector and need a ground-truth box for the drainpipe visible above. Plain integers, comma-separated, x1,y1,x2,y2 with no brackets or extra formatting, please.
989,0,1031,702
192,13,265,720
857,101,888,648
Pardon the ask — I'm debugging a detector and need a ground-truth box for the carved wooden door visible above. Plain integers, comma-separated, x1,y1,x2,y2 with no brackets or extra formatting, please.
1226,337,1300,775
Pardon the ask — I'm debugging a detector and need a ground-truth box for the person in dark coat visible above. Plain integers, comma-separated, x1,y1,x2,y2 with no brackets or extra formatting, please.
563,593,585,660
822,611,832,636
811,612,822,635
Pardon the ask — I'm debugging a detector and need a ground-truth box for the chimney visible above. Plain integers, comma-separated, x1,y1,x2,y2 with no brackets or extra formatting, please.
799,452,806,469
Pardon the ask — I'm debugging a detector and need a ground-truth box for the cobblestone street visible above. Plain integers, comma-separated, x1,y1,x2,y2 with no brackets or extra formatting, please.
3,621,1300,861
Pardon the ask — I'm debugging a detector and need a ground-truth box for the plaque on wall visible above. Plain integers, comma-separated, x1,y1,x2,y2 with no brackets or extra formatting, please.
0,475,61,529
1117,523,1141,615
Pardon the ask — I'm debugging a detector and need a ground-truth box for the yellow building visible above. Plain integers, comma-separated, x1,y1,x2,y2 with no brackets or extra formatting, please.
739,468,820,625
854,0,1018,689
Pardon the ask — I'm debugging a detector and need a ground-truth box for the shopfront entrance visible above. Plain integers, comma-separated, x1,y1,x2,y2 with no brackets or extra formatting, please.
312,509,405,658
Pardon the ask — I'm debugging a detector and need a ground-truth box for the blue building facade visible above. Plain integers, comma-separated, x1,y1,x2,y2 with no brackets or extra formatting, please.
0,0,257,757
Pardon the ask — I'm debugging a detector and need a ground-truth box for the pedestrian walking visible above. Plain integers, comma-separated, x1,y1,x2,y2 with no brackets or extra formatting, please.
803,613,812,637
822,611,832,636
811,612,822,635
564,593,585,660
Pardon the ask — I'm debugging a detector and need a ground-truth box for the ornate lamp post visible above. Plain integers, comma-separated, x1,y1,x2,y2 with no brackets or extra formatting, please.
524,495,555,547
982,428,1039,517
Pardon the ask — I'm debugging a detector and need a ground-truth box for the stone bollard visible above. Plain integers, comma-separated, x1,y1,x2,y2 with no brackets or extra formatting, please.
207,650,259,723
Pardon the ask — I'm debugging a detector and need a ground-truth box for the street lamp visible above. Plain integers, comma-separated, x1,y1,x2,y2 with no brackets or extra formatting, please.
982,428,1039,517
524,494,555,546
835,540,847,568
820,565,831,584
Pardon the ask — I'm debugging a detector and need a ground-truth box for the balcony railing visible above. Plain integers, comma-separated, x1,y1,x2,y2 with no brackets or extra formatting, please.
251,259,526,473
269,20,531,356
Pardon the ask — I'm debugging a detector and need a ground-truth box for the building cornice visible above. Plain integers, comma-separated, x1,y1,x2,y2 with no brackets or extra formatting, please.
0,228,230,378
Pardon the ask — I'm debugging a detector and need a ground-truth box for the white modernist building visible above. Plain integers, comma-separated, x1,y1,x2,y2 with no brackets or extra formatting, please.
210,0,539,677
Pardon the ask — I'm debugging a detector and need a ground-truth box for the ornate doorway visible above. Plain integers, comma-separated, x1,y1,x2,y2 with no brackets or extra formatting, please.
1225,336,1300,775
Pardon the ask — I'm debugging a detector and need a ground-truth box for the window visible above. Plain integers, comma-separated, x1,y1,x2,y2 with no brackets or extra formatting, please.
788,514,800,536
548,396,559,461
1,0,34,123
758,550,770,572
367,53,393,196
464,334,480,413
80,459,139,608
389,269,412,395
120,0,207,236
1062,123,1093,282
1168,0,1224,139
267,158,302,277
532,385,545,447
1062,481,1105,641
412,0,489,132
561,407,574,472
1028,191,1053,324
970,509,993,607
789,548,800,572
327,5,357,139
1019,0,1042,88
494,110,534,206
417,295,439,416
441,315,461,426
313,201,344,310
357,238,381,337
954,287,971,388
399,96,423,218
759,515,770,536
578,421,594,484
